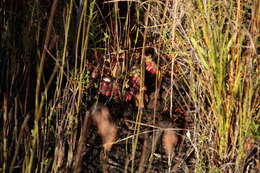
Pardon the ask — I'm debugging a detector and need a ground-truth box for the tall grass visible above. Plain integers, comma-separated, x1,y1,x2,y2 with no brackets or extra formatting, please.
181,0,260,171
147,0,259,171
0,0,259,172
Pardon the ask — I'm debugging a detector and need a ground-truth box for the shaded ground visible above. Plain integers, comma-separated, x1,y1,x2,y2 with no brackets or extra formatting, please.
1,1,259,173
79,96,194,173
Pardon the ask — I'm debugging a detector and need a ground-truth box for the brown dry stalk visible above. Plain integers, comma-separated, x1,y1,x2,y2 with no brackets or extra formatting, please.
73,111,91,173
137,134,148,173
3,93,8,173
35,0,58,110
32,1,59,172
9,114,30,173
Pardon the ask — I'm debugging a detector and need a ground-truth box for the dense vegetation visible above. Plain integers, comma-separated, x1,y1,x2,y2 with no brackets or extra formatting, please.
0,0,259,172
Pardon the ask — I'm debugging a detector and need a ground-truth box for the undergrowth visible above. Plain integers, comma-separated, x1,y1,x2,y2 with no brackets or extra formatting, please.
0,0,259,172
